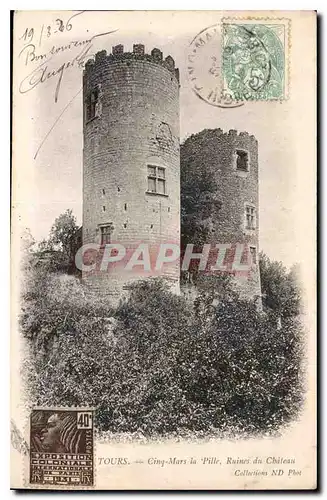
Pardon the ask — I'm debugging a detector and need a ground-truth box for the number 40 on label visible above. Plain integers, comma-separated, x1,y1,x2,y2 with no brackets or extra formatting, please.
77,411,93,429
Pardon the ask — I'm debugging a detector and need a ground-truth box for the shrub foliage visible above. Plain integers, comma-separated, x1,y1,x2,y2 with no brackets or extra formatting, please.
21,259,305,439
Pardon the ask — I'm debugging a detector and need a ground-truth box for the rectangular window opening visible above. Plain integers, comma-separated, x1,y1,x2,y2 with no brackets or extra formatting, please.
250,246,257,264
245,205,256,230
148,166,156,177
147,165,166,195
158,167,165,178
148,177,156,193
100,225,112,245
86,88,99,122
157,179,165,194
236,150,249,171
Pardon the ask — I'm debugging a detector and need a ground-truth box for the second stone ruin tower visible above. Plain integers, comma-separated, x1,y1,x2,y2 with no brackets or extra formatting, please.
82,44,180,301
181,128,261,302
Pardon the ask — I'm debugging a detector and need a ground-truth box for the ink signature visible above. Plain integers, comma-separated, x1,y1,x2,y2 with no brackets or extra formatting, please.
18,30,118,103
19,44,91,103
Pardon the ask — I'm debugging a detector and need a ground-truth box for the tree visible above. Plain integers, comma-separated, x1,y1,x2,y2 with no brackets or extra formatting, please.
49,209,81,273
259,252,302,318
20,228,35,253
181,134,222,249
22,276,304,438
191,273,237,326
36,238,54,253
180,135,223,282
20,227,37,274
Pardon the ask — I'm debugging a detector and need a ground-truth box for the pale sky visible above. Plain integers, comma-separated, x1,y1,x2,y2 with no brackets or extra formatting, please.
13,11,316,268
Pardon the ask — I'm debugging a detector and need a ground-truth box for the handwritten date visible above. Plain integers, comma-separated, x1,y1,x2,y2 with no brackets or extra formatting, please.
19,11,85,47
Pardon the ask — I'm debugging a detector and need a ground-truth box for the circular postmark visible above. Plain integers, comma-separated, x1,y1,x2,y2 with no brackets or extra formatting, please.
187,22,284,105
187,24,244,108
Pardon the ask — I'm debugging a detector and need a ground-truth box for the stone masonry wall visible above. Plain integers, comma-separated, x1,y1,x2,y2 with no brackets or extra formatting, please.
82,45,180,301
181,128,261,301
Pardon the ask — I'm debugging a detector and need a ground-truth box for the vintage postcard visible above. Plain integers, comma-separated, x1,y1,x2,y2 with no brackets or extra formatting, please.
11,10,316,490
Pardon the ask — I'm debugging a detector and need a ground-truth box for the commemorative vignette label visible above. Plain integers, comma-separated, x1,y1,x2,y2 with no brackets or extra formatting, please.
29,408,94,487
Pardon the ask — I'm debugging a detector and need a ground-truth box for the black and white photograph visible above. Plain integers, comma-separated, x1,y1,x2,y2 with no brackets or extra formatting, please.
10,10,316,490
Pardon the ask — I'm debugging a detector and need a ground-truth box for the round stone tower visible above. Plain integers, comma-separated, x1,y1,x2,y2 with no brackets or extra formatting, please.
181,128,261,302
82,44,180,300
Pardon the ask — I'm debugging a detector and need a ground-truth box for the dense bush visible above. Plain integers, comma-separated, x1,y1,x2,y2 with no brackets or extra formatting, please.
259,252,303,318
21,263,305,439
181,131,223,249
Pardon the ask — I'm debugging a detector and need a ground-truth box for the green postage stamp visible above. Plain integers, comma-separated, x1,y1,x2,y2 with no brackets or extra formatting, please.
222,18,290,101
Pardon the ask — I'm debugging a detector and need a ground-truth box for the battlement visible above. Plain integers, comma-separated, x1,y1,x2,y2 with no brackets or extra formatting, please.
84,44,179,83
182,128,257,146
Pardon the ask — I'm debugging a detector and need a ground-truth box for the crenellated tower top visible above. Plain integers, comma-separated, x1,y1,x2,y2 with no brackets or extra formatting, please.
84,44,179,83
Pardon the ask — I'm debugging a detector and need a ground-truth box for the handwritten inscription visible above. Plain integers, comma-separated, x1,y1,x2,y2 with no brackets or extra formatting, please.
19,11,85,47
17,11,118,103
16,12,118,158
19,38,91,66
18,30,117,103
19,44,92,103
